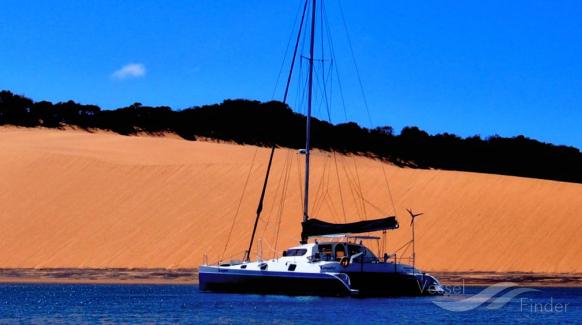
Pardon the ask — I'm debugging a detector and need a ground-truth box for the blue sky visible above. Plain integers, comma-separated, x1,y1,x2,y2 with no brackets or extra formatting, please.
1,1,581,149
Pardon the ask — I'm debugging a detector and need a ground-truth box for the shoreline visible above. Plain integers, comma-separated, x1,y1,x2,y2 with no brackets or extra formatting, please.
0,268,197,285
432,271,582,288
1,269,581,288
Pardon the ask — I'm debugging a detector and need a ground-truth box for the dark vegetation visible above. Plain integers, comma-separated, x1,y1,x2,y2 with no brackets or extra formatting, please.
1,90,581,183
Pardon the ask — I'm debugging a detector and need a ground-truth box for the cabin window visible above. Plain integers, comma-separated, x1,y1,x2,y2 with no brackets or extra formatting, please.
318,244,333,261
348,245,361,256
240,265,247,269
288,264,297,271
335,244,346,261
285,249,307,256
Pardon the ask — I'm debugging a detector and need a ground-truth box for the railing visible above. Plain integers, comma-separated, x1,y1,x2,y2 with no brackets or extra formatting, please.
202,250,250,267
387,253,414,272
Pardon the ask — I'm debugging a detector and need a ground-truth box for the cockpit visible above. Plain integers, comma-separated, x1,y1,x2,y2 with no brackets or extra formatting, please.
313,242,378,263
280,238,383,264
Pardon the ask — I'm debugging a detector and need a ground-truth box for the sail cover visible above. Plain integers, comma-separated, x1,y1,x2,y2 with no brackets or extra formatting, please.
302,216,399,239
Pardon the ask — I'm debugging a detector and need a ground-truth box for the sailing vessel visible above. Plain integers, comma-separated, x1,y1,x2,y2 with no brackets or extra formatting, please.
199,0,444,297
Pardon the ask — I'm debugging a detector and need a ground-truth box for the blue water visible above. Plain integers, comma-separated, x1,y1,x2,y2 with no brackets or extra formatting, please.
0,284,580,324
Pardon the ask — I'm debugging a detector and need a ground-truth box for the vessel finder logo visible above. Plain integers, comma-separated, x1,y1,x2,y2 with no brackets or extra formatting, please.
432,282,539,312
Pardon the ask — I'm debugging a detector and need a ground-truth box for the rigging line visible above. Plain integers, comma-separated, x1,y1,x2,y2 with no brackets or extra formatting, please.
351,156,368,220
320,158,340,221
315,154,334,219
322,4,348,122
329,1,371,221
271,0,307,100
273,150,292,255
292,27,306,115
310,153,324,213
282,0,310,103
221,147,258,261
312,61,334,123
337,0,374,128
331,60,349,122
259,147,288,238
344,156,367,220
244,146,276,262
299,1,310,66
330,40,349,123
316,63,331,118
311,153,329,216
311,65,326,118
336,0,398,221
321,1,333,123
327,60,335,120
370,150,398,220
260,236,280,256
322,59,335,128
396,241,413,259
360,195,388,216
394,241,412,255
322,158,334,219
313,167,330,221
330,34,380,220
293,58,305,116
270,153,288,258
319,0,331,123
320,0,325,84
322,188,341,222
293,4,308,115
339,155,363,218
381,162,398,217
267,152,286,250
332,151,348,222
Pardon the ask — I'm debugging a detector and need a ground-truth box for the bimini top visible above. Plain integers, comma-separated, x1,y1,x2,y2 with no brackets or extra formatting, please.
301,216,399,239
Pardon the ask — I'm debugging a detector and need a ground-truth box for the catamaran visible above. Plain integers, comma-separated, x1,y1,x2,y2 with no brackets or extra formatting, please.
199,0,444,297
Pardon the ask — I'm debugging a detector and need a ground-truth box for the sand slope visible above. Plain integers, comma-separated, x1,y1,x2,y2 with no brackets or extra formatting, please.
0,127,581,273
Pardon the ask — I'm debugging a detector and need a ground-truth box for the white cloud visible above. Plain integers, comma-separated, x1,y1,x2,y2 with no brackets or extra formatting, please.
111,63,146,80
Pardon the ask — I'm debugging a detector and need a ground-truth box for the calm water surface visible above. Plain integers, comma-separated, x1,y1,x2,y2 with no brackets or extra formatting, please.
0,283,580,324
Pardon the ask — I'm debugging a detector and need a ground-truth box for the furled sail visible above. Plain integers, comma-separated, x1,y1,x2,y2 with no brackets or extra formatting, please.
301,216,399,239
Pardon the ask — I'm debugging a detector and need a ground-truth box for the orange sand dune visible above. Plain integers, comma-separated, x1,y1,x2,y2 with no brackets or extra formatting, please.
0,127,581,273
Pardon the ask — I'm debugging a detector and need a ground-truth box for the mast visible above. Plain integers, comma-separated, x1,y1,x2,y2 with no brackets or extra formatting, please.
412,217,415,274
407,209,423,274
302,0,317,244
